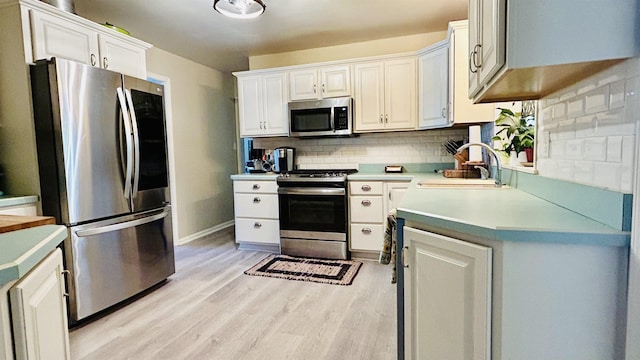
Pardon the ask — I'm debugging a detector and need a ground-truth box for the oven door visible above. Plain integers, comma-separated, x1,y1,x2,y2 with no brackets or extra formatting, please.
278,186,346,241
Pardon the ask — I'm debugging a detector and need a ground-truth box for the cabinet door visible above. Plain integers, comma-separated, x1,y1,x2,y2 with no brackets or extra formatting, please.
468,0,481,97
384,182,408,215
10,248,70,360
384,58,417,130
289,69,318,100
477,0,506,89
320,65,351,98
403,227,491,360
262,72,289,136
30,9,99,66
418,46,449,129
353,62,385,132
98,33,146,78
237,75,264,137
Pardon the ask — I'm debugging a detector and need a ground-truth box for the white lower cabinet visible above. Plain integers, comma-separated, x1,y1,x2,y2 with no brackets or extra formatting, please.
233,179,280,247
349,180,409,253
9,248,70,360
0,204,37,216
403,227,491,360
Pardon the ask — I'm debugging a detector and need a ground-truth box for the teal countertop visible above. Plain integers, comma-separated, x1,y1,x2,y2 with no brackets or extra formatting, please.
397,175,630,247
0,225,67,287
0,195,38,208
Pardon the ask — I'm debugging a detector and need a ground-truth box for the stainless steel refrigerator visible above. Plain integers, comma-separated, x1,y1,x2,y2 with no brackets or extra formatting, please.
30,58,175,324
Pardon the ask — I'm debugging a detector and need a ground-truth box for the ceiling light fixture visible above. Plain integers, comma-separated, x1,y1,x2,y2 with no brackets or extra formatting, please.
213,0,266,19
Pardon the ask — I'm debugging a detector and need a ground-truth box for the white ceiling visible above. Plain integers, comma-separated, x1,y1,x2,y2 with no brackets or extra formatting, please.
73,0,468,72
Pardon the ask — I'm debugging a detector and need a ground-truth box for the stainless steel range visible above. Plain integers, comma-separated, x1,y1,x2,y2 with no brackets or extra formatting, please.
277,169,357,260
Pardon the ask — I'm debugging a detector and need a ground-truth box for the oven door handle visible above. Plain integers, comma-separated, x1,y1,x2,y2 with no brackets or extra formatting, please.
278,187,345,196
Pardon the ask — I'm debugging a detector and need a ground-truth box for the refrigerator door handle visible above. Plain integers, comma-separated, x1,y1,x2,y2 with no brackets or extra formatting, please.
75,209,169,237
124,89,141,198
116,87,133,200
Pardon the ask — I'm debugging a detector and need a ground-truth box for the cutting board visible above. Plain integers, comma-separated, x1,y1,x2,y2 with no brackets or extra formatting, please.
0,215,56,234
443,169,481,179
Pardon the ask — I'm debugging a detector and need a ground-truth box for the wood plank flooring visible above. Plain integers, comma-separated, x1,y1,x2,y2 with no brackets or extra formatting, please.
69,229,397,360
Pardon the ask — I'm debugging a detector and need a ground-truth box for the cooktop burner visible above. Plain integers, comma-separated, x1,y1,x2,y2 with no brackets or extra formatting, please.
277,169,358,183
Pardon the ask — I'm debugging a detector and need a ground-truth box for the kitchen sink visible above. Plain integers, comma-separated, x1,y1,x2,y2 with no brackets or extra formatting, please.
417,178,507,189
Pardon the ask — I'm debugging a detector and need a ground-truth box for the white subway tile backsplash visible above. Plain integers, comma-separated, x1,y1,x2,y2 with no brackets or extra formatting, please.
252,129,465,170
583,137,607,161
552,102,567,120
573,161,594,184
596,108,634,136
606,136,623,163
585,86,610,114
537,57,637,193
609,81,626,109
557,119,576,140
575,115,597,138
566,98,585,118
565,139,584,160
555,160,575,181
593,162,621,190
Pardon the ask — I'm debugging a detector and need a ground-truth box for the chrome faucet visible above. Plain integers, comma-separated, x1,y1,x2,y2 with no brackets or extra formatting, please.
456,142,502,187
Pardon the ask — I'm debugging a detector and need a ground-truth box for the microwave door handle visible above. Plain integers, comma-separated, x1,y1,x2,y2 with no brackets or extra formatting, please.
125,89,141,198
330,106,335,132
116,87,133,200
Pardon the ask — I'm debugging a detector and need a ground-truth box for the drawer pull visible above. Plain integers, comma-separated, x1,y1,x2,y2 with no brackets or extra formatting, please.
361,185,372,191
254,222,262,228
361,227,372,234
252,184,261,190
361,199,371,206
253,197,261,203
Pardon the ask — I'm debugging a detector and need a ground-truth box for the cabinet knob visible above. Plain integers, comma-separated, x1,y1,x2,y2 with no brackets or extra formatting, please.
90,53,97,66
361,199,371,206
103,57,109,69
254,222,262,228
361,227,372,234
361,185,371,191
253,184,261,190
253,197,261,203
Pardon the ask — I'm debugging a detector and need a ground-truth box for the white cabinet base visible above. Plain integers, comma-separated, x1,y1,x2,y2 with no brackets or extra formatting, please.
10,248,70,360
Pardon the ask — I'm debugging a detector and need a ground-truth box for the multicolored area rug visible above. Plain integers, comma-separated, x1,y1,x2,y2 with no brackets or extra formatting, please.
244,254,363,286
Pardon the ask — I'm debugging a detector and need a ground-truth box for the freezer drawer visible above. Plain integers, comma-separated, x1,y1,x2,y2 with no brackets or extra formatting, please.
65,207,174,323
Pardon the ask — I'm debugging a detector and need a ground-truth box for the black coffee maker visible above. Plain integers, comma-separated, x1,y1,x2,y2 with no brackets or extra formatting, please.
273,147,295,173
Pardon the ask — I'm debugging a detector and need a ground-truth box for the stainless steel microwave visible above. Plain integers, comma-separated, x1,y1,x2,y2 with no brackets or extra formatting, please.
288,97,353,137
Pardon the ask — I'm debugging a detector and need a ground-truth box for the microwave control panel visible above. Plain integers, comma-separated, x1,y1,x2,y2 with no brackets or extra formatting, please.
334,107,349,130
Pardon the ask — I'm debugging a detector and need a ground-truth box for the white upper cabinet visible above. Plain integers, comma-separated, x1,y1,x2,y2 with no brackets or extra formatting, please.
354,57,417,132
97,33,147,77
418,41,449,129
468,0,639,103
29,9,99,66
289,65,351,100
23,0,151,78
237,72,289,137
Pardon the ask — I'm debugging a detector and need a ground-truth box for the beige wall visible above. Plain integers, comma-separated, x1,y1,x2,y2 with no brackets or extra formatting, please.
249,31,448,70
146,48,237,241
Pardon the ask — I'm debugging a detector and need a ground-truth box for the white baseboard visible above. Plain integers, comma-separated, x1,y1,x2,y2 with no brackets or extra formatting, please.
175,220,235,245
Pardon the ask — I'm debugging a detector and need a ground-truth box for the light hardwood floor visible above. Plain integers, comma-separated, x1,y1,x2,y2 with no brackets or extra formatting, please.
69,229,397,360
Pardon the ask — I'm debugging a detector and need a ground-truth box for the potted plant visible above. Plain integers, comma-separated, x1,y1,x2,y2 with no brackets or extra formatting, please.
492,107,535,164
